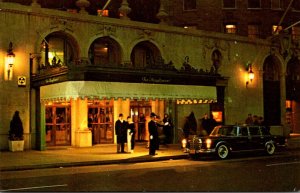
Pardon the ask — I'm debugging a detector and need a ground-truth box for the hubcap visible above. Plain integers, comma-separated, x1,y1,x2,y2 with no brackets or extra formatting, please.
218,145,228,158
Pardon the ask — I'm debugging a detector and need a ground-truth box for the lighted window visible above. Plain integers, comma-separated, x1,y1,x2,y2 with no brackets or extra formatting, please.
225,24,237,34
272,25,282,34
292,26,300,40
271,0,282,9
248,0,261,8
212,111,223,122
223,0,236,8
40,35,75,68
292,0,300,10
248,24,260,38
183,0,197,11
89,37,121,67
97,9,109,17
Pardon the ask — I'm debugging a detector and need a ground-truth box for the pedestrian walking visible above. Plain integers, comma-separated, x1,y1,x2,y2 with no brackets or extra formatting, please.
126,116,136,153
148,112,159,156
115,113,127,153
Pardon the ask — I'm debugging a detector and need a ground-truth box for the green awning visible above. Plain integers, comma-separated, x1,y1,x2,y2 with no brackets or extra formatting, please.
40,81,217,101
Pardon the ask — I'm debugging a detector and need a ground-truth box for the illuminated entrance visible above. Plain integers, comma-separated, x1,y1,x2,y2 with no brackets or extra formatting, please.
40,81,218,147
130,100,152,141
88,100,114,144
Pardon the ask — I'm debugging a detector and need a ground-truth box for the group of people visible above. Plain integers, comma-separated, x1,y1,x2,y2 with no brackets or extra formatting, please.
245,113,265,125
183,112,217,137
115,114,136,153
115,112,171,156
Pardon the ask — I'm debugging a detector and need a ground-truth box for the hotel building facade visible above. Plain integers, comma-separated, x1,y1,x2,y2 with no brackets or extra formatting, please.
0,0,298,150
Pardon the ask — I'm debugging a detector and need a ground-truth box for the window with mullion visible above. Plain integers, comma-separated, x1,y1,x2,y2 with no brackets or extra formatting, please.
225,24,237,34
292,0,300,10
248,0,261,9
271,0,282,9
223,0,236,9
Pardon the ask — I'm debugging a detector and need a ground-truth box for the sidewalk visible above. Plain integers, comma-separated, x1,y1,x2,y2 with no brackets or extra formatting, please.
0,142,187,172
0,135,299,172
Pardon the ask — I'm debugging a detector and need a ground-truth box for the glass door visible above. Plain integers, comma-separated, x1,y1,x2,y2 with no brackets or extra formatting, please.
45,104,71,146
130,100,151,141
88,100,114,144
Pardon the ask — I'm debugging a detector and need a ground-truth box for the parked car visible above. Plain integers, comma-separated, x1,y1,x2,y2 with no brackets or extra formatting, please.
186,125,287,159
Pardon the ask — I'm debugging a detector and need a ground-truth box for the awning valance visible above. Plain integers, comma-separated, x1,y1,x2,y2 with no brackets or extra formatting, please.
40,81,217,101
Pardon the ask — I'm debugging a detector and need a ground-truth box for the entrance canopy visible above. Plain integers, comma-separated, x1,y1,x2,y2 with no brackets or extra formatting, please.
40,81,217,101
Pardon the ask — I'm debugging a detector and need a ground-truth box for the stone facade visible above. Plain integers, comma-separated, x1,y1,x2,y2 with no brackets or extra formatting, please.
0,2,295,150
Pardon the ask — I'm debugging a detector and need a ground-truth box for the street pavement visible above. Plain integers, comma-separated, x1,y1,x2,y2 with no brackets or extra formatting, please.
0,134,299,172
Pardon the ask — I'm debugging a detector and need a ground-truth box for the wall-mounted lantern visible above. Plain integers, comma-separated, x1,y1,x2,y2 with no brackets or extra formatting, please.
5,42,15,80
246,63,254,88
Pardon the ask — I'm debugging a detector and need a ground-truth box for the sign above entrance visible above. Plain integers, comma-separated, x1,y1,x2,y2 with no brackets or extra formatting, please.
40,81,217,102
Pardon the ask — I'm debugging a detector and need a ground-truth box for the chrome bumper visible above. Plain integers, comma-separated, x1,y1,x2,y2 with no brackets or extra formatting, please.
187,148,216,154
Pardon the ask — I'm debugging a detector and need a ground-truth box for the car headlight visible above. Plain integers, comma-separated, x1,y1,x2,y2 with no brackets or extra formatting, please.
206,139,212,149
182,139,187,148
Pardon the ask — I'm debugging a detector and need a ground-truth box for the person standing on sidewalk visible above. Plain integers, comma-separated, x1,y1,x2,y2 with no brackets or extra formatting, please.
115,113,127,153
148,112,159,156
126,116,136,153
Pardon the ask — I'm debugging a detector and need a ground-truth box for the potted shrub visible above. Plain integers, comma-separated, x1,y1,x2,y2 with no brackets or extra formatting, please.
8,111,24,152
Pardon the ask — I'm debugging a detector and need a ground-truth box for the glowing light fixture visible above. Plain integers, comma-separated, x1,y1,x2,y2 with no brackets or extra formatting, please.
5,42,15,80
246,63,254,88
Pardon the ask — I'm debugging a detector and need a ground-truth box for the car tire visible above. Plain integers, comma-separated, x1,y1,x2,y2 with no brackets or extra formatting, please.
216,144,230,159
265,141,275,155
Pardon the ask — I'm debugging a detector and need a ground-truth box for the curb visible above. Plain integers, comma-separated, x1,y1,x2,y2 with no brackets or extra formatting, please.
0,154,188,172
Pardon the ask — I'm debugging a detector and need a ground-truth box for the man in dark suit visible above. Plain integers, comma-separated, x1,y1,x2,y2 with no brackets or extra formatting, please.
148,112,159,156
115,113,127,153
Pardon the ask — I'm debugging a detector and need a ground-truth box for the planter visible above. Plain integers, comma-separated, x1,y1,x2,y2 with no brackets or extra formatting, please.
8,140,24,152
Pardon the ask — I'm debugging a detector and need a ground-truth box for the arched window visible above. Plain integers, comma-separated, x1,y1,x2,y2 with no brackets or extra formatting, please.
131,41,161,69
89,37,121,67
40,32,77,68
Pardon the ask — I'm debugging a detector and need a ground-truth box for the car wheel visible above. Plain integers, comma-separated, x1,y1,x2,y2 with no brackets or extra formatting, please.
216,144,230,159
265,141,275,155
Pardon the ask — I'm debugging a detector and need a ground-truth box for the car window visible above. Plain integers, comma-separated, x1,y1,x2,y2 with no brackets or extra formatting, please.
260,126,270,135
217,126,234,136
249,126,260,136
238,127,248,136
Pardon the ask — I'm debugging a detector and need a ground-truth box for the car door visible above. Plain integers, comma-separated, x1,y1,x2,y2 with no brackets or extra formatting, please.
233,126,251,151
248,126,264,150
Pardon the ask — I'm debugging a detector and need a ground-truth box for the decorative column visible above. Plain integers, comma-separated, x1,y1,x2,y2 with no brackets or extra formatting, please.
72,98,92,147
31,0,41,7
119,0,131,20
76,0,90,14
157,1,169,25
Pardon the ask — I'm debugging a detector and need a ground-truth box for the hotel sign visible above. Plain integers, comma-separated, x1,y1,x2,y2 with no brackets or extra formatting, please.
141,76,171,84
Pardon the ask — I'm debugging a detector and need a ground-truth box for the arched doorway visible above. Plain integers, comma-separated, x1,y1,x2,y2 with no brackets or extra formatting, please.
130,41,162,69
263,55,281,125
88,36,122,67
286,55,300,133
